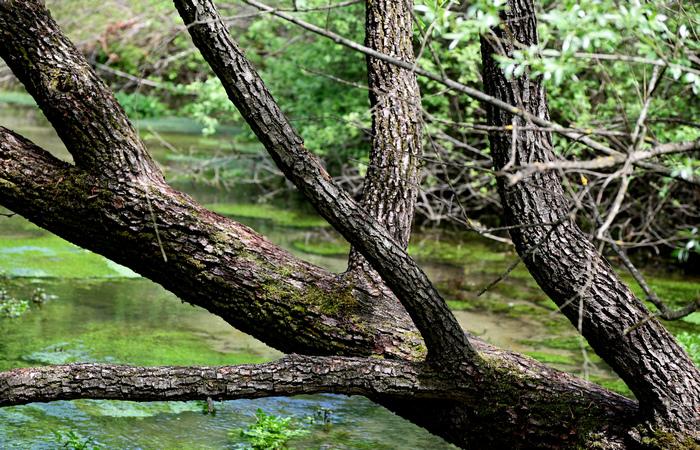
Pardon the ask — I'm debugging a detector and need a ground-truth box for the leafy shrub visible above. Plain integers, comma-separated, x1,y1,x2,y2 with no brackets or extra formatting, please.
0,270,57,319
115,92,170,119
676,332,700,368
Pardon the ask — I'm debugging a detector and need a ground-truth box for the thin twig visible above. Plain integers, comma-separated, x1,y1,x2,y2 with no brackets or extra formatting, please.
240,0,617,156
630,65,661,151
145,192,168,263
477,213,572,296
582,192,700,331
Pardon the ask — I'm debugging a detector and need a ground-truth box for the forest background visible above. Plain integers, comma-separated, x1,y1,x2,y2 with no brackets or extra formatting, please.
2,0,697,261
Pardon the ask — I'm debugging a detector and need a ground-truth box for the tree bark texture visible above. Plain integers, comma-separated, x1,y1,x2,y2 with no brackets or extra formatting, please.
0,125,423,359
0,1,161,182
0,351,641,448
171,0,474,365
0,1,419,362
347,0,423,276
481,0,700,427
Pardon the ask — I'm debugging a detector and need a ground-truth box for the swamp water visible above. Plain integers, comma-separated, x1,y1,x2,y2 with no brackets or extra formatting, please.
1,100,700,448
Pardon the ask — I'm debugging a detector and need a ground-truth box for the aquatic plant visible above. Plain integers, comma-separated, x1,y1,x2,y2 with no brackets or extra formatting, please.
231,407,309,449
0,270,57,319
52,430,100,450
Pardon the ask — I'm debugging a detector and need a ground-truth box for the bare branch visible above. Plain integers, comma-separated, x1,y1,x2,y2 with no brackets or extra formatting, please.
477,213,573,296
629,65,662,150
502,139,700,186
540,49,700,77
0,357,440,407
95,63,162,87
239,0,619,158
583,193,700,329
220,0,363,13
0,2,162,182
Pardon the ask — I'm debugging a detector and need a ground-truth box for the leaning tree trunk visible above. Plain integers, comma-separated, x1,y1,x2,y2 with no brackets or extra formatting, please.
0,0,698,448
481,0,700,428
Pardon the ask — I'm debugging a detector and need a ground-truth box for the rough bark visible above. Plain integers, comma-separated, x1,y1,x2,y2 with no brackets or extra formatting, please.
0,0,471,365
481,0,700,427
347,0,423,276
0,352,632,409
0,1,161,182
171,0,473,365
0,349,641,448
0,125,422,359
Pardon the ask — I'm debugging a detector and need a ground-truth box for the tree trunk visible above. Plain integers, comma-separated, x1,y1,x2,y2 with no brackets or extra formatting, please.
481,0,700,428
171,0,474,366
347,0,423,278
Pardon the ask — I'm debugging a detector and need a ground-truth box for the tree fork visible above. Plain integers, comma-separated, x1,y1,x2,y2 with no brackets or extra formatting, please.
0,0,698,447
173,0,476,365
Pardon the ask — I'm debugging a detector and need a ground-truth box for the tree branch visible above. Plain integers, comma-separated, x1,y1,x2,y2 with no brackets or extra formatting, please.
584,193,700,328
241,0,700,187
0,352,640,448
481,0,700,423
173,0,477,366
502,139,700,186
240,0,618,157
0,1,162,182
0,357,437,407
0,125,422,360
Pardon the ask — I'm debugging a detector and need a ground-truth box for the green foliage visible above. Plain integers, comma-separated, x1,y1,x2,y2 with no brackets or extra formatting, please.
172,77,241,136
231,408,310,449
52,430,100,450
29,0,700,263
114,92,170,120
416,0,506,41
493,0,700,145
499,0,700,89
670,158,700,183
203,202,329,228
232,1,370,162
303,407,333,432
0,297,29,319
676,332,700,369
672,228,700,262
0,270,57,318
